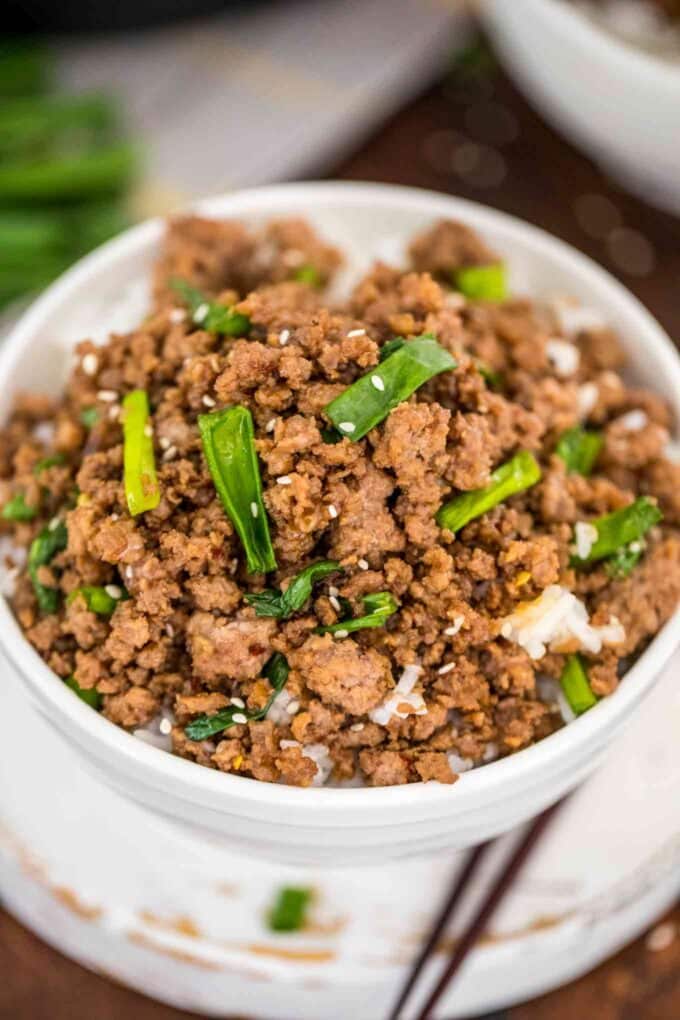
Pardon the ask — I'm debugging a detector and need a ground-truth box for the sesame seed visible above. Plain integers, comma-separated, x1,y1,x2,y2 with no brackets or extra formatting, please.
286,700,300,715
169,308,185,324
159,718,172,734
350,722,365,732
265,418,277,433
328,585,339,597
346,328,366,338
97,389,117,402
329,595,341,612
279,329,290,345
48,516,61,531
104,584,123,600
125,566,134,581
162,445,177,462
194,302,209,324
333,629,349,639
338,421,355,434
437,662,455,675
165,624,174,638
327,504,338,519
357,558,369,570
250,501,259,518
444,615,465,637
110,513,119,522
202,395,216,408
232,713,248,725
108,405,120,422
276,475,292,485
82,353,98,376
370,375,385,392
159,436,171,450
143,424,153,438
230,697,245,709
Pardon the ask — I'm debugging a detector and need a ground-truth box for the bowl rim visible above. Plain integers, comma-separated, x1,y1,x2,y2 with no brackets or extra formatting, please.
1,179,679,815
525,0,680,82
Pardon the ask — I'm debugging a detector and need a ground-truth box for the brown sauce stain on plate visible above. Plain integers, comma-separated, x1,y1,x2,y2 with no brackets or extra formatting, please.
246,943,336,963
127,931,222,971
51,886,103,921
138,910,202,937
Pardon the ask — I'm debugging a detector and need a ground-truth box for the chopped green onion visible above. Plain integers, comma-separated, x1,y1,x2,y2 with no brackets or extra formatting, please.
453,263,507,302
80,406,99,429
65,675,102,710
122,390,160,517
184,652,289,741
245,561,341,619
437,450,541,534
263,651,290,689
324,335,456,442
293,264,322,287
555,427,603,476
317,591,398,636
0,144,136,205
320,426,343,445
476,361,504,390
560,655,597,716
267,887,312,933
378,338,406,361
28,519,67,613
170,278,250,337
605,545,643,579
2,492,38,521
198,406,277,574
0,93,118,160
0,40,52,99
67,584,127,616
571,497,662,565
34,452,66,474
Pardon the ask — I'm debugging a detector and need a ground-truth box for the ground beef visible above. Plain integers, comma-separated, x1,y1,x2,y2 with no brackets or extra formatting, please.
1,213,678,787
290,635,391,715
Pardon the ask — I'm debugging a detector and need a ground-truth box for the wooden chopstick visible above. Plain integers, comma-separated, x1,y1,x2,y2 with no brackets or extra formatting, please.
388,799,563,1020
385,841,493,1020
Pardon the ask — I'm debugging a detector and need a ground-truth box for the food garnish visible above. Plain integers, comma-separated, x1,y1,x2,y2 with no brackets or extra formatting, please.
571,497,662,566
28,518,67,612
245,561,341,619
122,389,160,517
453,263,507,302
67,584,127,616
555,426,603,476
170,278,250,337
316,591,398,636
324,335,456,441
560,654,597,716
2,492,38,521
293,264,322,287
65,675,102,710
437,450,542,534
198,405,277,574
267,886,312,932
184,652,289,741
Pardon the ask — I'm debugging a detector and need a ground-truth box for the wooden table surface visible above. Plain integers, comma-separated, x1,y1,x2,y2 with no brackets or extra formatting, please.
2,24,680,1020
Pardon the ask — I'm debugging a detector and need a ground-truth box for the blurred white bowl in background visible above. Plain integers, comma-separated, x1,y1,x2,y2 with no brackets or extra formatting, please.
479,0,680,215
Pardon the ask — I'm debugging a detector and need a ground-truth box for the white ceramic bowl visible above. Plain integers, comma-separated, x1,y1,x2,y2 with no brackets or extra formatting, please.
479,0,680,215
1,181,679,865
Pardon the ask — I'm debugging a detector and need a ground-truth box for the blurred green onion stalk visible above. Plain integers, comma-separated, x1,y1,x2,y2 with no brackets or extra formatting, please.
0,39,137,311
